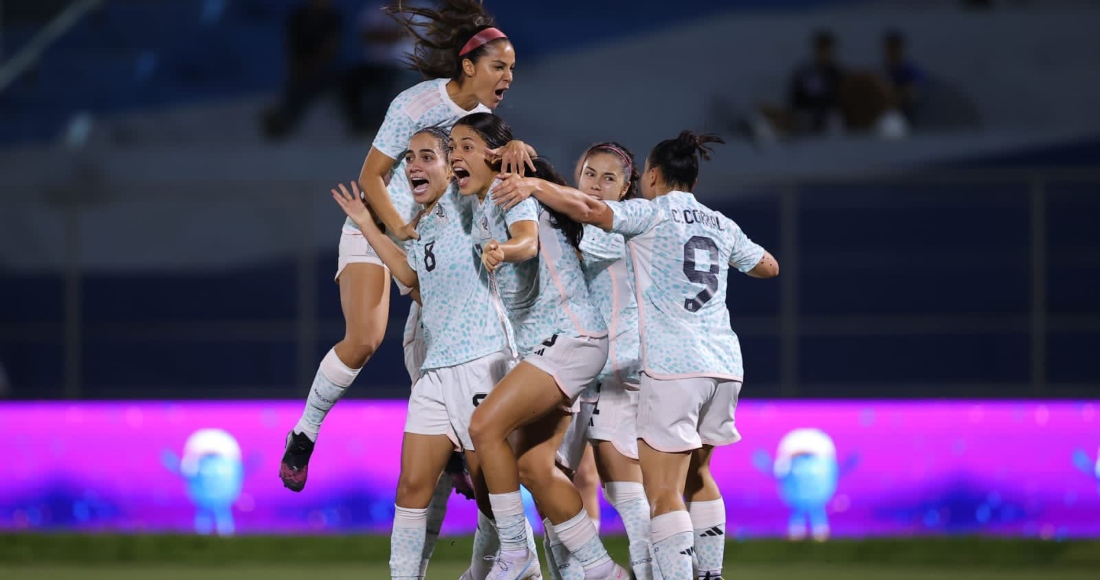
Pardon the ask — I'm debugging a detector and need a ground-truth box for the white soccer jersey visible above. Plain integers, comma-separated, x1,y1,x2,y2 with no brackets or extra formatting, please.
579,225,640,385
472,184,540,321
345,78,491,231
406,188,512,370
606,192,765,380
510,209,608,356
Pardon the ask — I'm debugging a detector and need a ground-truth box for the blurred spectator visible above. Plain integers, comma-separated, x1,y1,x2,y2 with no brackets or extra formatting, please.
261,0,343,140
340,1,423,135
882,30,924,124
837,71,909,139
752,30,846,140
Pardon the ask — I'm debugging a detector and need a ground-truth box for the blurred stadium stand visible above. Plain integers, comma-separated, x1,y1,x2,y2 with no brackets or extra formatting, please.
1,0,1098,401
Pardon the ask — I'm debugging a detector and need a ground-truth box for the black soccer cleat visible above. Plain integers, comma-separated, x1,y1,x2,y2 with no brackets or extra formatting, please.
279,431,315,492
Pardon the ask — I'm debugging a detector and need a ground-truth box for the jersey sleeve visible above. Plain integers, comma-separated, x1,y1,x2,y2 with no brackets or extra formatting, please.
579,225,625,262
371,98,416,160
503,197,539,228
724,217,766,273
606,199,661,239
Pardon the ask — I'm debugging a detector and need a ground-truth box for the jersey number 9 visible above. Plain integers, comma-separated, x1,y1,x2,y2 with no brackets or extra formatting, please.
682,236,719,312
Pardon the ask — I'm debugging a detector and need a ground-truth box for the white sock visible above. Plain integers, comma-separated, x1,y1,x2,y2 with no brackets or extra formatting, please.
390,505,428,580
543,518,563,580
419,475,452,577
605,482,658,580
489,491,529,555
688,499,725,580
469,511,501,579
651,511,694,580
524,518,540,566
552,509,613,577
294,349,360,441
545,517,585,580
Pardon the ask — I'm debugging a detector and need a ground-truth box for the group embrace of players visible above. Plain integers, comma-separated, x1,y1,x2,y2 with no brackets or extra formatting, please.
278,2,778,579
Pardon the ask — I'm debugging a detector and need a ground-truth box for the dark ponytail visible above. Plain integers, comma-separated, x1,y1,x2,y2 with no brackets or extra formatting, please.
385,0,508,82
647,131,725,191
529,158,584,250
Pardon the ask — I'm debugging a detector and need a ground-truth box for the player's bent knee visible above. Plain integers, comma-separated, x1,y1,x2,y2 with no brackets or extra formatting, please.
467,407,497,447
649,490,685,516
517,455,557,494
395,473,439,508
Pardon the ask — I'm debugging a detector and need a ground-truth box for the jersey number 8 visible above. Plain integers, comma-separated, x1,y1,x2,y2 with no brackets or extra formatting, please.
424,241,437,272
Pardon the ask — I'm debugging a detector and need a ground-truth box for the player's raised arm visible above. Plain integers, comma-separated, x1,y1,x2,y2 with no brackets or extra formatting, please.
331,182,420,291
492,175,615,230
358,147,419,242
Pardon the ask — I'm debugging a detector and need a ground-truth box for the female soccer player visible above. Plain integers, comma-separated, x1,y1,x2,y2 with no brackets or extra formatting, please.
503,142,660,580
281,0,535,493
575,142,658,580
494,131,779,580
456,116,629,579
332,125,541,580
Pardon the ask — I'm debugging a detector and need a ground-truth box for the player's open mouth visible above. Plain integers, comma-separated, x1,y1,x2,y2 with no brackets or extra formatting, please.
494,88,507,101
410,177,429,195
452,167,470,188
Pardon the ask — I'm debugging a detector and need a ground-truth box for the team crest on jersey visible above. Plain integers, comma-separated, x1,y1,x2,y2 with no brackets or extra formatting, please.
479,216,491,239
433,202,447,223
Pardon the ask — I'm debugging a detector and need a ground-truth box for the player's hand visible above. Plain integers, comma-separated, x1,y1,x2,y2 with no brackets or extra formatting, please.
392,221,420,241
487,140,536,177
491,173,537,210
331,182,377,230
482,240,506,272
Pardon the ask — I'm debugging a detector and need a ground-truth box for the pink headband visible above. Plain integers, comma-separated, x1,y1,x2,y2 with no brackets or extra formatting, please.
590,144,633,177
459,27,508,56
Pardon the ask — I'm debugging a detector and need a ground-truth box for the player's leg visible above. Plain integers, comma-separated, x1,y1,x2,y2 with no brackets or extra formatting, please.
542,404,592,580
392,433,455,580
555,398,608,580
590,382,659,580
594,442,658,580
451,352,542,580
391,369,455,580
466,366,556,579
280,239,390,491
422,468,454,577
468,360,567,575
401,308,460,577
515,411,622,580
574,444,601,532
637,376,710,580
686,379,743,580
469,336,623,579
464,449,541,580
684,446,722,580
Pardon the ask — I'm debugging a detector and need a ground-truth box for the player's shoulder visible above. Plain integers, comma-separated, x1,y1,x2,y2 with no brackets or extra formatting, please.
391,78,446,118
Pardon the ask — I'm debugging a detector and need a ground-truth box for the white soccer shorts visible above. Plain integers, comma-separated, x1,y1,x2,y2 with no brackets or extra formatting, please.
587,377,641,460
524,334,609,401
405,350,515,451
636,375,743,453
556,393,596,473
335,225,387,280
